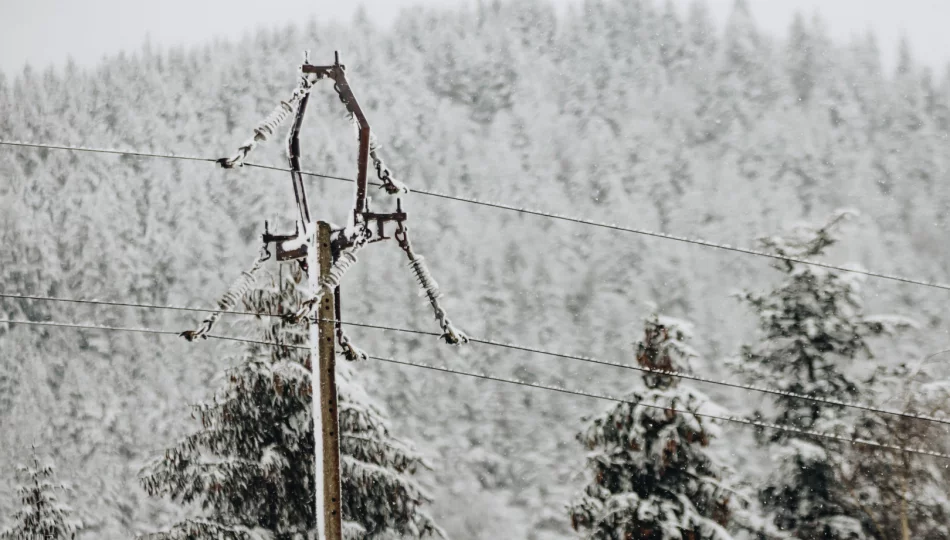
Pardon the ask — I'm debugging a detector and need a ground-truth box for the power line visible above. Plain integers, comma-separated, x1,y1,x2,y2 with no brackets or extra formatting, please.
3,315,949,460
367,354,950,460
0,291,265,318
5,290,949,427
343,319,950,427
0,318,283,350
399,188,950,292
3,138,949,292
4,139,949,423
0,140,216,164
470,338,950,427
0,139,353,185
244,161,353,184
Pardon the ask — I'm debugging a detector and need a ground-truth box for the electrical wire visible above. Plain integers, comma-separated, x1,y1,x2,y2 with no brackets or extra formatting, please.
4,290,949,427
368,354,950,460
0,291,264,317
328,318,950,427
2,138,949,292
0,318,282,350
2,316,948,460
0,140,215,164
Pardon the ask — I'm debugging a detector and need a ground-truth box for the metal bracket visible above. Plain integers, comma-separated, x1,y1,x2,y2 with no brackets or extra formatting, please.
362,198,407,243
302,52,372,228
262,221,308,261
213,51,466,347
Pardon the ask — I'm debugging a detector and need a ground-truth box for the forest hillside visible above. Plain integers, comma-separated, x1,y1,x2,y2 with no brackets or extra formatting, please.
2,0,950,538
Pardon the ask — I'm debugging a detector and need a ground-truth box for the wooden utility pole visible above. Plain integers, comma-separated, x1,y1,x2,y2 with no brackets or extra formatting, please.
311,221,343,540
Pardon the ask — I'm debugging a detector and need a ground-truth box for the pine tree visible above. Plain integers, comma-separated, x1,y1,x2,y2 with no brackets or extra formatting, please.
568,315,737,540
786,13,819,104
656,0,686,77
141,265,441,539
715,0,773,129
735,211,901,539
1,449,80,539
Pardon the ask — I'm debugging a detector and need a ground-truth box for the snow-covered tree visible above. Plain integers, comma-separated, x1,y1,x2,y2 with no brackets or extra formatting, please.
568,315,737,540
140,265,441,539
1,449,80,539
735,211,900,539
5,1,950,537
846,362,950,539
785,13,822,105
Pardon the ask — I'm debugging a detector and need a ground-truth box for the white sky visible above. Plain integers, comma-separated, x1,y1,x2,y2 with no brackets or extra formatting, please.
1,0,948,77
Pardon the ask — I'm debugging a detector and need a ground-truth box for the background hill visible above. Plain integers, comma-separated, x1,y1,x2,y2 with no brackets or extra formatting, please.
2,0,949,537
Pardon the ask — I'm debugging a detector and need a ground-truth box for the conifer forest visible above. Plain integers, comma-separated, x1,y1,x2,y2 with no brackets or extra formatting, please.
2,0,950,538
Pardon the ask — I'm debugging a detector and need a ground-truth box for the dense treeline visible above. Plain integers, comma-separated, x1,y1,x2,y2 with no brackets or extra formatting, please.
2,0,950,537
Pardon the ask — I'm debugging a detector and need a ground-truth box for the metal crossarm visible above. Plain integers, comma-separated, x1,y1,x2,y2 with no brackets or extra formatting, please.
180,51,467,346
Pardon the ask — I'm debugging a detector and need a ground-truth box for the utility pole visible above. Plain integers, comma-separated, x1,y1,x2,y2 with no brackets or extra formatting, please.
191,51,467,535
312,221,343,540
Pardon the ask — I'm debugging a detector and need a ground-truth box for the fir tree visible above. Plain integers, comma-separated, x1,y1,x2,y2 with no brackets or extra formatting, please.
141,265,441,539
735,211,901,539
1,448,80,540
568,315,736,540
786,13,818,104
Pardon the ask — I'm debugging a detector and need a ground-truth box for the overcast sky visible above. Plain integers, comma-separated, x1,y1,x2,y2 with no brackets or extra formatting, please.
1,0,948,77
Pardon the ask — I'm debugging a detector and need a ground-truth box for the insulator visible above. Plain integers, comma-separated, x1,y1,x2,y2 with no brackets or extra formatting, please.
290,247,362,323
320,249,359,294
253,101,293,140
408,256,442,302
219,81,313,168
181,248,268,341
218,268,258,311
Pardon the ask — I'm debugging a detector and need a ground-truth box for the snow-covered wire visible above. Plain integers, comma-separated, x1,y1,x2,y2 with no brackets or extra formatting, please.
0,291,254,316
2,139,949,292
472,339,950,427
321,319,950,428
396,187,950,292
0,139,215,163
2,316,949,460
0,318,285,350
367,355,950,461
3,292,949,427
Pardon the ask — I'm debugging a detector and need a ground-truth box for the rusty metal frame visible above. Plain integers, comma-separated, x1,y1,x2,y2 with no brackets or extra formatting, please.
254,51,466,345
267,51,405,257
301,52,372,227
